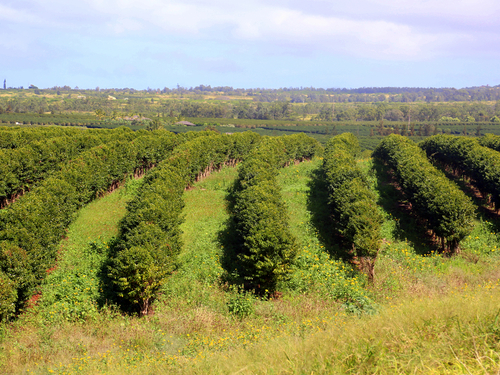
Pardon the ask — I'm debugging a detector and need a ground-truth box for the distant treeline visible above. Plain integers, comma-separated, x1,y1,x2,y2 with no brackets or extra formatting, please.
1,96,499,123
1,84,500,104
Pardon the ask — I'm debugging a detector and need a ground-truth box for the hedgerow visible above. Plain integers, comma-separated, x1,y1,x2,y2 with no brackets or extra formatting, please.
0,126,97,149
421,134,500,210
373,134,475,253
0,129,183,319
230,134,321,295
108,132,262,315
0,127,139,207
479,133,500,152
322,133,382,281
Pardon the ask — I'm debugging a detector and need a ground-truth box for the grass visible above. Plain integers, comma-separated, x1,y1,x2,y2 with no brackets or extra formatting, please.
1,157,500,374
186,282,500,374
277,159,371,312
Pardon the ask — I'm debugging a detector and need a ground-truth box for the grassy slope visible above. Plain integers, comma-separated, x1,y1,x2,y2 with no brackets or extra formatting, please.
1,157,500,374
191,284,500,374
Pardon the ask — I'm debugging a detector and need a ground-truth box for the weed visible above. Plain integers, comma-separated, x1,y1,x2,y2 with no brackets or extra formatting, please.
226,287,255,319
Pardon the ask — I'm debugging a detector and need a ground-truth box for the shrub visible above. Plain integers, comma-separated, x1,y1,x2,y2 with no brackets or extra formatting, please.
0,270,17,321
226,287,255,319
108,246,170,316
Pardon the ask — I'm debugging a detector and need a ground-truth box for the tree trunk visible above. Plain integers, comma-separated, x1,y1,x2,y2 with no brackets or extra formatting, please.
360,256,375,284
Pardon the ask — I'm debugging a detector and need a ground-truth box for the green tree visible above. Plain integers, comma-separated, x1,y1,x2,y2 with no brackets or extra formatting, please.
109,246,169,316
146,117,163,131
475,124,482,137
94,109,105,120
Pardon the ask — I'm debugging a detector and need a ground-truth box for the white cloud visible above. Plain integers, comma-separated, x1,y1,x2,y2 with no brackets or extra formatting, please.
4,0,500,60
68,0,443,58
0,4,44,24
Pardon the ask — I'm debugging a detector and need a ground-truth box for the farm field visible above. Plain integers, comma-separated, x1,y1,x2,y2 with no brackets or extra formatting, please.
1,131,500,374
1,87,500,152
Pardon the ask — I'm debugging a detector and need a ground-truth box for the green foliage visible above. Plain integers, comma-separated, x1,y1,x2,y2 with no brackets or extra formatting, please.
2,140,500,373
374,134,476,253
230,135,321,295
479,133,500,152
322,133,382,280
41,267,102,322
36,181,134,323
0,129,184,319
109,132,264,314
0,242,36,307
421,134,500,209
0,270,17,321
109,246,170,316
439,116,460,122
0,128,141,206
0,126,97,149
281,133,323,162
287,241,373,313
234,180,298,293
226,287,255,319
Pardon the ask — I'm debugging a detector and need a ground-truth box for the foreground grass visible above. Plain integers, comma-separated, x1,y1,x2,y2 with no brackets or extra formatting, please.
185,282,500,374
1,158,500,374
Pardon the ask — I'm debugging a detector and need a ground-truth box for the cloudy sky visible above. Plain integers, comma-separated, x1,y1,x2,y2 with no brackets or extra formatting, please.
1,0,499,89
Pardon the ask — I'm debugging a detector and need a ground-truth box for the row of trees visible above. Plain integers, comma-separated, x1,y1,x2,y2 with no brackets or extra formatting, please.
0,128,142,207
0,126,96,149
373,135,475,253
420,135,500,211
322,134,382,281
313,102,500,123
230,134,321,295
108,131,262,315
109,131,321,314
7,84,500,103
479,133,500,152
0,129,183,320
1,95,499,123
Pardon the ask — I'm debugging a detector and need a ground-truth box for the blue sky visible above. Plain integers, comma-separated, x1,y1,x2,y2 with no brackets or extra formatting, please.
1,0,499,90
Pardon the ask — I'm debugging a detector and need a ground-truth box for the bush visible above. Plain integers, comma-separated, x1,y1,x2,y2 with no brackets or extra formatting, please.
226,287,255,319
0,270,17,321
108,246,170,316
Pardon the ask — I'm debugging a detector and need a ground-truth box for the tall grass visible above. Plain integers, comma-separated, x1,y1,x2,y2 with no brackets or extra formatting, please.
189,283,500,374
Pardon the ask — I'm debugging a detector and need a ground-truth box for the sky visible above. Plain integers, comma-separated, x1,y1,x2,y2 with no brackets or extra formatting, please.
1,0,499,90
